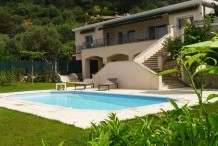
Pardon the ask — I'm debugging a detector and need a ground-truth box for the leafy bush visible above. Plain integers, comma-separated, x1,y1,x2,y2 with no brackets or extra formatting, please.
0,71,10,85
6,67,24,83
88,103,218,146
0,67,25,86
162,36,183,58
34,70,52,82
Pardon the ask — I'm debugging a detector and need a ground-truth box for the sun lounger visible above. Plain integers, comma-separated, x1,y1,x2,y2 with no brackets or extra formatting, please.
98,78,118,90
75,79,94,90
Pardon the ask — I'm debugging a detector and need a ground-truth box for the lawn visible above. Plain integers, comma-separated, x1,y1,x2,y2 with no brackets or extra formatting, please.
0,82,75,93
0,107,88,146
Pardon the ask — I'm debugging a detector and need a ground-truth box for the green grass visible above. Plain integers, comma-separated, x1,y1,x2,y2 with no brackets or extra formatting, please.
0,107,88,146
0,82,75,93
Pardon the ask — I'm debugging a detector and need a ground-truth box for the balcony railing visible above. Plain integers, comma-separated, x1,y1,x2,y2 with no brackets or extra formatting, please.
76,27,168,54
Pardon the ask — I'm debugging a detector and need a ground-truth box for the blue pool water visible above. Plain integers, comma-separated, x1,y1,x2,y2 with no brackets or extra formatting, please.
8,91,169,110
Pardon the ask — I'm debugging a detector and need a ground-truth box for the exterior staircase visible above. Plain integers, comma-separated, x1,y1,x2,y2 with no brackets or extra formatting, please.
162,76,186,89
143,49,163,72
143,49,186,89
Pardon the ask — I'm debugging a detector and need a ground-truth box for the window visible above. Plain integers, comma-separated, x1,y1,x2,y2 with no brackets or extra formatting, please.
85,35,93,48
149,25,168,40
177,16,194,29
118,32,123,44
127,30,135,42
105,33,110,45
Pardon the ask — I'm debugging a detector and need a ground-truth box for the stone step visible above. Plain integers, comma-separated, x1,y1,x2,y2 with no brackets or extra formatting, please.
144,62,158,65
163,84,186,89
146,58,157,60
144,63,158,66
145,59,157,62
146,66,159,69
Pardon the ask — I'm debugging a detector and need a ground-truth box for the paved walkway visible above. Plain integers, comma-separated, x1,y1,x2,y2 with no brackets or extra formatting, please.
0,88,217,128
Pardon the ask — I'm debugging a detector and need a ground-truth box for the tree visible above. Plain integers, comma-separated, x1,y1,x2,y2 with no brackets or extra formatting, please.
22,26,62,82
184,15,213,45
56,24,75,44
59,41,75,73
162,36,183,58
5,33,24,60
0,8,16,35
0,34,10,60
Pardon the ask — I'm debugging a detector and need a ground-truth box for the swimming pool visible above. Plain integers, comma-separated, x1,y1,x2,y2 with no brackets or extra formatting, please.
8,91,169,110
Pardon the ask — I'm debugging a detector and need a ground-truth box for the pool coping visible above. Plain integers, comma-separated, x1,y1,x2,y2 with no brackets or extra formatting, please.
0,88,217,129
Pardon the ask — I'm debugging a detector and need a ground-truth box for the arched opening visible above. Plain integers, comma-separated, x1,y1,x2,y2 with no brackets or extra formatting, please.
85,56,103,78
107,54,129,62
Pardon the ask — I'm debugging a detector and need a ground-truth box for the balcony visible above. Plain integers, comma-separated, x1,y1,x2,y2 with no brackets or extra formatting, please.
76,27,168,54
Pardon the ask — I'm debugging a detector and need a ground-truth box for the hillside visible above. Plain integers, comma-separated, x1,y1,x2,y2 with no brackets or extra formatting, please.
0,0,188,60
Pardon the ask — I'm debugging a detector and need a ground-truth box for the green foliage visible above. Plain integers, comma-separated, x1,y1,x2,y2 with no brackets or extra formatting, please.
163,15,214,59
0,8,16,36
0,67,24,85
162,36,183,58
156,68,179,76
56,24,76,44
158,36,218,146
0,71,9,86
184,15,213,45
42,139,64,146
89,106,218,146
5,33,24,60
59,41,75,60
34,70,52,82
0,34,10,60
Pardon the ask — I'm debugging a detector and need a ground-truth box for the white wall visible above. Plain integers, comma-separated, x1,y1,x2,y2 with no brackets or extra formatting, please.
81,40,156,78
93,61,162,90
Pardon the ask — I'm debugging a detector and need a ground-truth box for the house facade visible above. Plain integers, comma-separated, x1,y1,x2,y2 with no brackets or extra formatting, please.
72,0,218,89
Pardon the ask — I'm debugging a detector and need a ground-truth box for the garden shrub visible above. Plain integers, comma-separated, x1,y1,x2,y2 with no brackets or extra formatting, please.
88,104,218,146
162,36,183,58
27,70,52,83
0,71,10,85
0,67,25,85
6,67,24,83
34,70,52,82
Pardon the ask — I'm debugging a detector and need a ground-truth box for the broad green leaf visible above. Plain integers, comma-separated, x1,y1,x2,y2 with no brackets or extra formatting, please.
210,112,218,128
41,139,47,146
193,64,211,75
181,47,212,56
156,69,179,76
181,47,213,56
169,99,179,110
185,53,205,67
57,141,65,146
206,94,218,101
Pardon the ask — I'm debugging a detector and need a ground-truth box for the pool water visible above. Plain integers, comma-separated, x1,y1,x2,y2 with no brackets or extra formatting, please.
9,91,169,110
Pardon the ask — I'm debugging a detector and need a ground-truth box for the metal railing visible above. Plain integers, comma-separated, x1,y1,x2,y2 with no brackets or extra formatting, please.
76,28,168,54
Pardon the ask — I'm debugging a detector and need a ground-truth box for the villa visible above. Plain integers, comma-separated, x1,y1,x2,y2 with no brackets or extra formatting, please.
72,0,218,90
